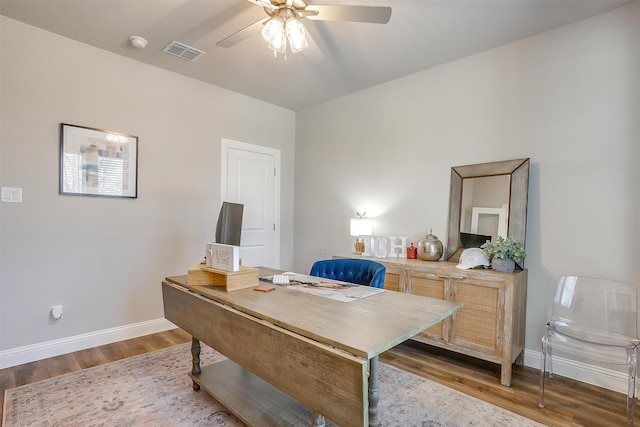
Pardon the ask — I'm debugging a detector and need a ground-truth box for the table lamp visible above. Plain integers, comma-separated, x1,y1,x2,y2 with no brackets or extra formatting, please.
350,213,372,255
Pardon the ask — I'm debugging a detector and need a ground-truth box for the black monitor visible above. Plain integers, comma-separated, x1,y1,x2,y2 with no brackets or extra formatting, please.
460,232,492,249
215,202,244,246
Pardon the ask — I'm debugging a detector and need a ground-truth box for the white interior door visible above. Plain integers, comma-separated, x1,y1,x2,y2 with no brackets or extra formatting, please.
221,139,280,268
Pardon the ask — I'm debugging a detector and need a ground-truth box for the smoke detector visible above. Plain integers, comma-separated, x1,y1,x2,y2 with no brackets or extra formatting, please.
129,36,148,49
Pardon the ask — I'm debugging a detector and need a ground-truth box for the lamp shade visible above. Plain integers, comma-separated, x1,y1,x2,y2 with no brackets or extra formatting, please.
262,17,286,53
350,218,372,237
285,18,308,53
261,15,308,54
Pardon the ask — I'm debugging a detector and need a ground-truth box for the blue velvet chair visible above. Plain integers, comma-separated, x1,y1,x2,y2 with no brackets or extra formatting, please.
309,258,386,288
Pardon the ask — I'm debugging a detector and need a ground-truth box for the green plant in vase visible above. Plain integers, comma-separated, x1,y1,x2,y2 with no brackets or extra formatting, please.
480,236,526,273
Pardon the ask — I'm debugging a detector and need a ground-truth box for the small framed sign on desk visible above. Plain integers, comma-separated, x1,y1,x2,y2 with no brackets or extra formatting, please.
206,243,239,272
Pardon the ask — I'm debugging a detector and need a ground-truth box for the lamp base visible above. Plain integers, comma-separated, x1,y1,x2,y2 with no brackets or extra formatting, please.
354,238,365,255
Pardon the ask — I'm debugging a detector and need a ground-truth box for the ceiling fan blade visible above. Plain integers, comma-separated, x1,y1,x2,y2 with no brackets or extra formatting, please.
246,0,278,11
297,9,320,18
305,5,392,24
217,18,268,48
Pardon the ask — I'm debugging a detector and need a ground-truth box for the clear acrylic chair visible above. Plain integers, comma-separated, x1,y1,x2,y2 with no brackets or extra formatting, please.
539,276,640,426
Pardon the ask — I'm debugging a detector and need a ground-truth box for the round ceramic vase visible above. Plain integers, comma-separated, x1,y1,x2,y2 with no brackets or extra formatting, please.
491,257,515,273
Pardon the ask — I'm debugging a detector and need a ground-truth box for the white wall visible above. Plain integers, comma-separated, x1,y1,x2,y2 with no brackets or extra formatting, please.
0,16,296,354
295,2,639,382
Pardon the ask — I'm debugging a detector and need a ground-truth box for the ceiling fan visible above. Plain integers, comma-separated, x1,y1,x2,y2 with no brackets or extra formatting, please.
216,0,392,61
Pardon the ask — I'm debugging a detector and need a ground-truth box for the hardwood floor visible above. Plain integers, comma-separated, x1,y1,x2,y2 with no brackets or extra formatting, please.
1,329,634,426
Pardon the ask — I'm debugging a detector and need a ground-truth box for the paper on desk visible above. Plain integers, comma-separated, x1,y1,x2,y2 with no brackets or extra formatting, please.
281,273,385,303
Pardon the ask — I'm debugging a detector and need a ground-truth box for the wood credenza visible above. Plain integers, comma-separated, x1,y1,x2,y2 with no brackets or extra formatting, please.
336,255,527,386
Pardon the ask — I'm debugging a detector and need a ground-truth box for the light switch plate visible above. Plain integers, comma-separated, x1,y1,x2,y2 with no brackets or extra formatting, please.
1,187,22,203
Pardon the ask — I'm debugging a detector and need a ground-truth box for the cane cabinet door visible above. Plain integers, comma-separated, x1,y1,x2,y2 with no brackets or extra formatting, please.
382,264,403,292
449,276,505,356
406,270,450,343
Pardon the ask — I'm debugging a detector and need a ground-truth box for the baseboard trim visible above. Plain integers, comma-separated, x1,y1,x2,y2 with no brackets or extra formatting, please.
523,348,628,395
0,318,177,369
0,327,630,395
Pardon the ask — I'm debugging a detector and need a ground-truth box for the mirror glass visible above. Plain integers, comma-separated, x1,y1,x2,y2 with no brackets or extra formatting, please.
446,158,530,266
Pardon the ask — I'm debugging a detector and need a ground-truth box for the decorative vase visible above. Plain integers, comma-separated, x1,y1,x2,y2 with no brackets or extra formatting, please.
491,257,515,273
417,228,443,261
407,242,418,259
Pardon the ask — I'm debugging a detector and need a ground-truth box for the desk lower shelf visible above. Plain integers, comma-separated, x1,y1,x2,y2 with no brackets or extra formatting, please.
190,359,334,427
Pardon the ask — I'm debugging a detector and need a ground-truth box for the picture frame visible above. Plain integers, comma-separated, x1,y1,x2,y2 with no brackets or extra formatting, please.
59,123,138,198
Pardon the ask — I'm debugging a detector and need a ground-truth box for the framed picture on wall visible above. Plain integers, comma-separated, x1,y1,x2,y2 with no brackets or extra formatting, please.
59,123,138,198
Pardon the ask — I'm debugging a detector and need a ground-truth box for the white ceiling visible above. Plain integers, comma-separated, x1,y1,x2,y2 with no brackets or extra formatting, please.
1,0,633,111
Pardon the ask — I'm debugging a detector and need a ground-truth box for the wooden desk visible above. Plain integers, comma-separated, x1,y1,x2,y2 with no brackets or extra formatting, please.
162,272,461,427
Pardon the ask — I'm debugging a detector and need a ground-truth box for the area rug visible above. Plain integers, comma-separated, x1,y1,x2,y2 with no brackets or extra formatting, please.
3,343,544,427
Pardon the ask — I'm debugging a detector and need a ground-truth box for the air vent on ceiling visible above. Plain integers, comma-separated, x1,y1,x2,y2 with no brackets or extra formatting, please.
163,40,205,62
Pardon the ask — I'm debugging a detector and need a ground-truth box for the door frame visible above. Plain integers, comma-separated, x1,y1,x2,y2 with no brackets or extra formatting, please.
221,138,281,268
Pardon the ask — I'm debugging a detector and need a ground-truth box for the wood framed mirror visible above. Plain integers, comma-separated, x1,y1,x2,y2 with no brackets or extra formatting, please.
445,158,530,266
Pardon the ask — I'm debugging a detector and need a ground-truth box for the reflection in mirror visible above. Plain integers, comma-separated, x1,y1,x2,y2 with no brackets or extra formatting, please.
461,175,510,241
446,158,530,267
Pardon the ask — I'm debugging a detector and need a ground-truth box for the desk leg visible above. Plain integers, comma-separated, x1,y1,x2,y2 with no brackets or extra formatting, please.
369,355,380,427
191,337,201,391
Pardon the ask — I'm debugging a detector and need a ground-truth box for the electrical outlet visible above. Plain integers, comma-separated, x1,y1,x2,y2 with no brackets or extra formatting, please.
50,305,63,320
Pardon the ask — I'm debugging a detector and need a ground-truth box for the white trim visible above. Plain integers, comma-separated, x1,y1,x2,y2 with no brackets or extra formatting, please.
2,326,629,395
0,318,176,369
523,349,628,395
221,138,281,268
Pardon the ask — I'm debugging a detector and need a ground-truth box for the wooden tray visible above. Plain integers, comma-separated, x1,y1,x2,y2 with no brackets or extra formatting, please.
187,263,259,291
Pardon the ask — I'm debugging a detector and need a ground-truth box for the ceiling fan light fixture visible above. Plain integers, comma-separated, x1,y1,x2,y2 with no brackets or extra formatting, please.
268,34,287,54
261,12,308,55
263,19,286,54
286,18,308,53
262,17,284,43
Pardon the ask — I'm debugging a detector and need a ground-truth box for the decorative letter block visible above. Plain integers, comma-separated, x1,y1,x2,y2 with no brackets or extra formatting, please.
385,235,410,258
398,236,409,258
386,236,397,257
361,235,373,256
373,236,388,258
394,236,409,258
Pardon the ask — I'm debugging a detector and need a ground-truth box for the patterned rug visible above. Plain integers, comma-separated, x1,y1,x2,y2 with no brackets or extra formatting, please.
3,343,544,426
